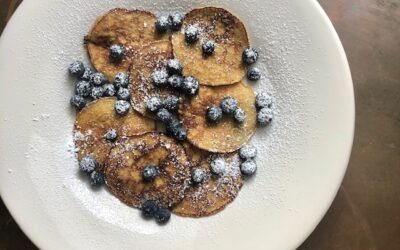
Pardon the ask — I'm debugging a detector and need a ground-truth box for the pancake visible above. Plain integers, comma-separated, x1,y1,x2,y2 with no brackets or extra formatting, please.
130,40,174,118
179,81,257,153
172,7,249,86
86,8,169,81
173,143,243,217
105,133,191,208
73,97,156,169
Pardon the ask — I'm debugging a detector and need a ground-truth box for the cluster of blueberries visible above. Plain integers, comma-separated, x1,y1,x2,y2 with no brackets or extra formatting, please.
145,58,200,141
68,60,132,116
206,96,246,124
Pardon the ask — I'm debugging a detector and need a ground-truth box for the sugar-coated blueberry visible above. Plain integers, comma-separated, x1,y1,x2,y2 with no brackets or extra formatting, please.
141,200,159,218
145,96,162,113
168,75,184,90
81,67,93,81
155,207,171,224
105,128,117,142
91,72,107,86
242,48,259,65
191,168,205,184
90,171,105,186
70,95,86,110
182,76,199,96
257,107,273,126
113,72,129,89
239,144,257,159
233,107,246,123
210,157,226,175
117,87,130,101
151,69,169,87
240,159,257,176
166,59,183,75
247,67,261,81
166,120,187,141
220,96,238,114
75,80,92,97
142,164,158,182
157,108,173,124
109,44,125,61
169,13,183,31
79,155,97,173
155,15,170,33
162,95,180,111
115,100,130,116
255,92,273,109
103,84,116,97
185,25,199,44
68,60,85,77
202,40,215,55
91,86,105,99
206,105,223,123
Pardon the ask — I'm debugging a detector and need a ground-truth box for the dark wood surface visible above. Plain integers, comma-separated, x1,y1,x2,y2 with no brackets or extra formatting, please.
0,0,399,249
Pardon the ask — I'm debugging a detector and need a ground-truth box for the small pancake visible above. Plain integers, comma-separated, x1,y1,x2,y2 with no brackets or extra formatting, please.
172,144,243,217
73,97,155,169
105,133,191,208
86,8,169,81
179,81,257,153
172,7,249,86
130,40,174,118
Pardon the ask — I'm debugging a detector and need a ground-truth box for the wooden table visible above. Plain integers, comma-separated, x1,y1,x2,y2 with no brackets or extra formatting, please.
0,1,399,249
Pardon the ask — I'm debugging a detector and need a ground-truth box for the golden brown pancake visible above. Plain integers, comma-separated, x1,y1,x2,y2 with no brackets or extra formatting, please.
105,133,191,208
179,81,257,153
172,7,249,86
73,97,155,169
86,8,169,81
173,143,243,217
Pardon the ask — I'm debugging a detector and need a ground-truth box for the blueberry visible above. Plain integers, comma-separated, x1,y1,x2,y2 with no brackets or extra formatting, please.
91,86,105,100
255,92,273,109
79,155,97,173
182,76,199,96
117,87,130,101
239,144,257,159
240,159,257,176
220,96,238,114
81,67,93,81
191,168,205,184
151,69,169,87
91,72,107,86
68,60,85,77
166,59,183,75
168,75,184,90
115,100,130,116
90,171,105,186
185,25,199,44
257,107,273,126
155,15,170,33
166,121,187,141
242,48,259,65
105,128,117,142
142,164,157,182
169,13,183,31
109,44,125,61
162,95,180,111
75,80,92,97
157,108,173,124
155,207,171,224
247,67,261,81
141,200,159,218
70,95,86,110
165,119,181,136
103,84,116,97
206,105,223,123
145,96,162,113
233,107,246,123
210,157,226,175
202,40,215,55
113,72,129,89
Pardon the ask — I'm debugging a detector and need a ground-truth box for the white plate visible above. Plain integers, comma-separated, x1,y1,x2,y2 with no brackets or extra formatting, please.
0,0,354,249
